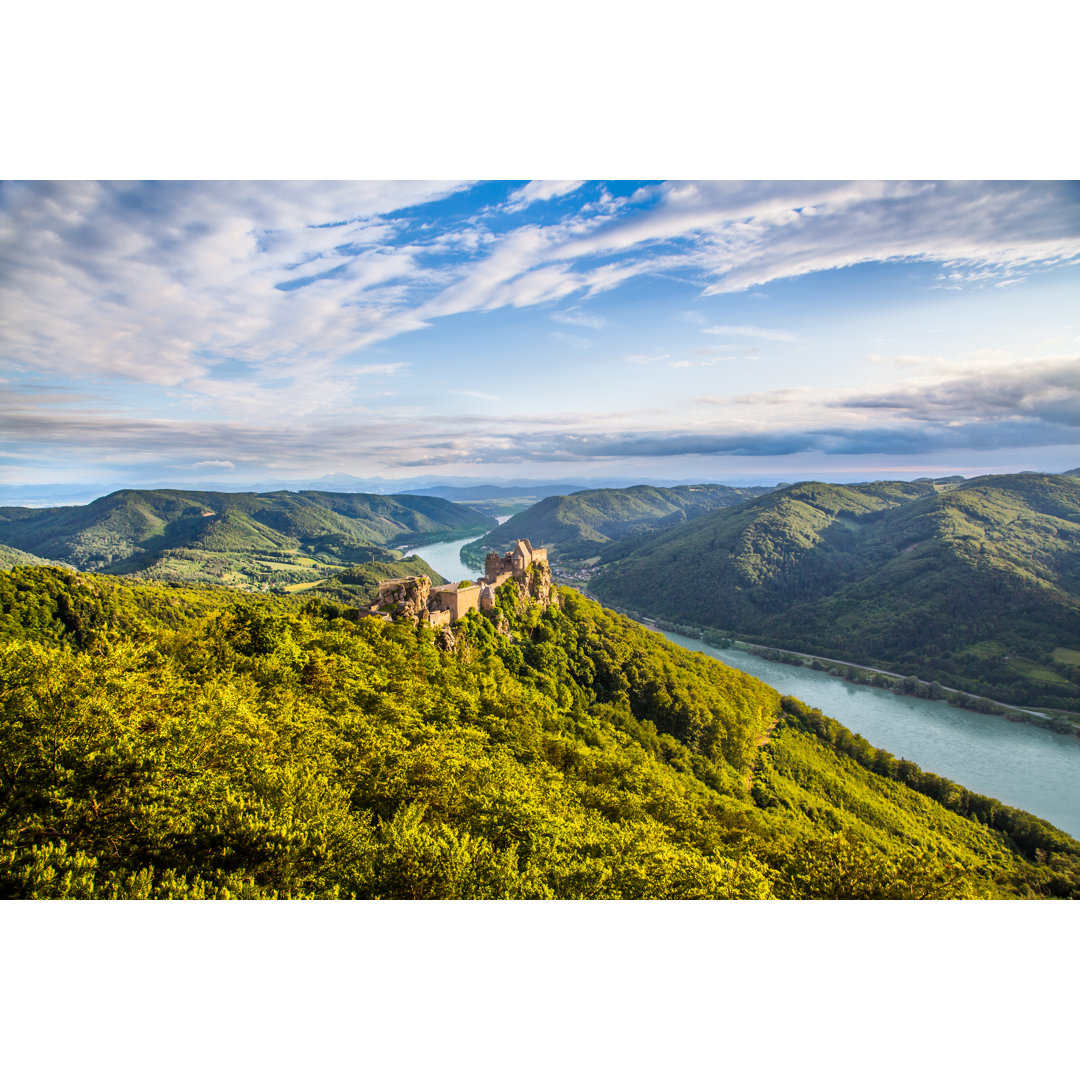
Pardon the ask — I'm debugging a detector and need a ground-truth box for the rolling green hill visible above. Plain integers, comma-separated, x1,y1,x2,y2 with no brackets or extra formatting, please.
0,564,1075,898
461,483,774,568
591,473,1080,710
0,543,71,571
0,489,494,589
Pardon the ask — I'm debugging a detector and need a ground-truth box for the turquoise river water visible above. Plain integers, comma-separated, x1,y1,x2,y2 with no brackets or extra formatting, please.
405,530,1080,839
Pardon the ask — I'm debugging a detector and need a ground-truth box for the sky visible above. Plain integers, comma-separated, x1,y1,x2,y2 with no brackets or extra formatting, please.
2,179,1079,495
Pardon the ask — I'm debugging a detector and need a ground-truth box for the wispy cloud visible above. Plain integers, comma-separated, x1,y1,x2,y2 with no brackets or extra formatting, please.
452,390,501,401
837,357,1080,428
5,359,1079,475
4,181,1078,483
5,181,1077,398
352,363,409,376
0,181,465,390
703,324,798,342
550,330,591,350
550,307,606,330
507,180,586,209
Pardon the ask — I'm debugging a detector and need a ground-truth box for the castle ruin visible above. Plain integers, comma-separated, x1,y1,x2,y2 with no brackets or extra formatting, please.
366,538,549,626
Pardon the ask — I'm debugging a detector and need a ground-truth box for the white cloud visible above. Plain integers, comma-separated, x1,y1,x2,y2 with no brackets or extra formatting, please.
548,180,1080,295
9,181,1074,398
507,180,586,209
838,357,1080,427
5,178,1079,455
0,180,467,390
6,355,1079,475
352,363,408,376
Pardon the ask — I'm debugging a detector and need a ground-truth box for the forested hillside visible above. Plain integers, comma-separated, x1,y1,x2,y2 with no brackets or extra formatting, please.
1,564,1075,899
0,543,69,572
591,473,1080,710
461,483,774,568
0,489,493,590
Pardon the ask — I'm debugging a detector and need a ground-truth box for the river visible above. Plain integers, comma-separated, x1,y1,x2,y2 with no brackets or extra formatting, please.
404,529,1080,839
400,530,495,583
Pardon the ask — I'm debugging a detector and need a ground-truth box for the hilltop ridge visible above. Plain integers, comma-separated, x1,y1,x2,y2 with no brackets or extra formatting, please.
461,482,775,569
0,488,494,590
590,472,1080,710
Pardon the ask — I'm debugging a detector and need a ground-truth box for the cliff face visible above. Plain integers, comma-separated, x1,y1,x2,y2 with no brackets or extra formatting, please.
377,576,431,617
526,559,555,608
494,558,556,616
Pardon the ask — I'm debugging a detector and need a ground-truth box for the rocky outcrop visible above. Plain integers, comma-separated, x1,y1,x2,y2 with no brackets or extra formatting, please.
524,559,555,608
374,575,431,618
490,558,558,619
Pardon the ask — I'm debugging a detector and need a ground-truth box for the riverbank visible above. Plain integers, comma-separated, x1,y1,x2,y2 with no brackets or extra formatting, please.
568,585,1080,738
406,548,1080,838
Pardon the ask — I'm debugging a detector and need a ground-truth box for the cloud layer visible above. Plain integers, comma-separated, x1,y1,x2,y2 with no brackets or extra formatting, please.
6,358,1077,475
2,180,1078,481
4,181,1077,388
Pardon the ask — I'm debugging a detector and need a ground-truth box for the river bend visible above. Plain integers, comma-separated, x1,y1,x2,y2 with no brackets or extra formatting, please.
405,531,1080,839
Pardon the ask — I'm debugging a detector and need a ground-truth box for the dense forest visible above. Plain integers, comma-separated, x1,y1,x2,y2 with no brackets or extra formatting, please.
461,483,775,569
2,564,1076,899
591,473,1080,711
0,542,68,572
0,489,493,590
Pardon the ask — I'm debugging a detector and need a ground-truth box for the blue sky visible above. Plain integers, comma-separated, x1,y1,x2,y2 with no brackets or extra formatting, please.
2,179,1078,492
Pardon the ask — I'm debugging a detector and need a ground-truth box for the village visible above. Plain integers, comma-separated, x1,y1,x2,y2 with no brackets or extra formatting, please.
366,538,550,626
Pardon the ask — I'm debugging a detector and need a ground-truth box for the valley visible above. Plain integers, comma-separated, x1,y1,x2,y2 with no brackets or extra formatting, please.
0,488,494,592
507,473,1080,715
409,525,1080,842
3,469,1079,898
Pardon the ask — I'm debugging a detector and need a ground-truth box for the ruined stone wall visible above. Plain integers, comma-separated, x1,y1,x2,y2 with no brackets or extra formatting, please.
430,582,482,620
448,583,481,618
485,552,514,580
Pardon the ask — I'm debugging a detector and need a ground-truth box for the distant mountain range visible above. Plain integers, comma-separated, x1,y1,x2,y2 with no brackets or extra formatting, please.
0,473,723,508
7,467,1076,510
402,483,588,502
0,489,493,589
461,483,779,568
587,473,1080,711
